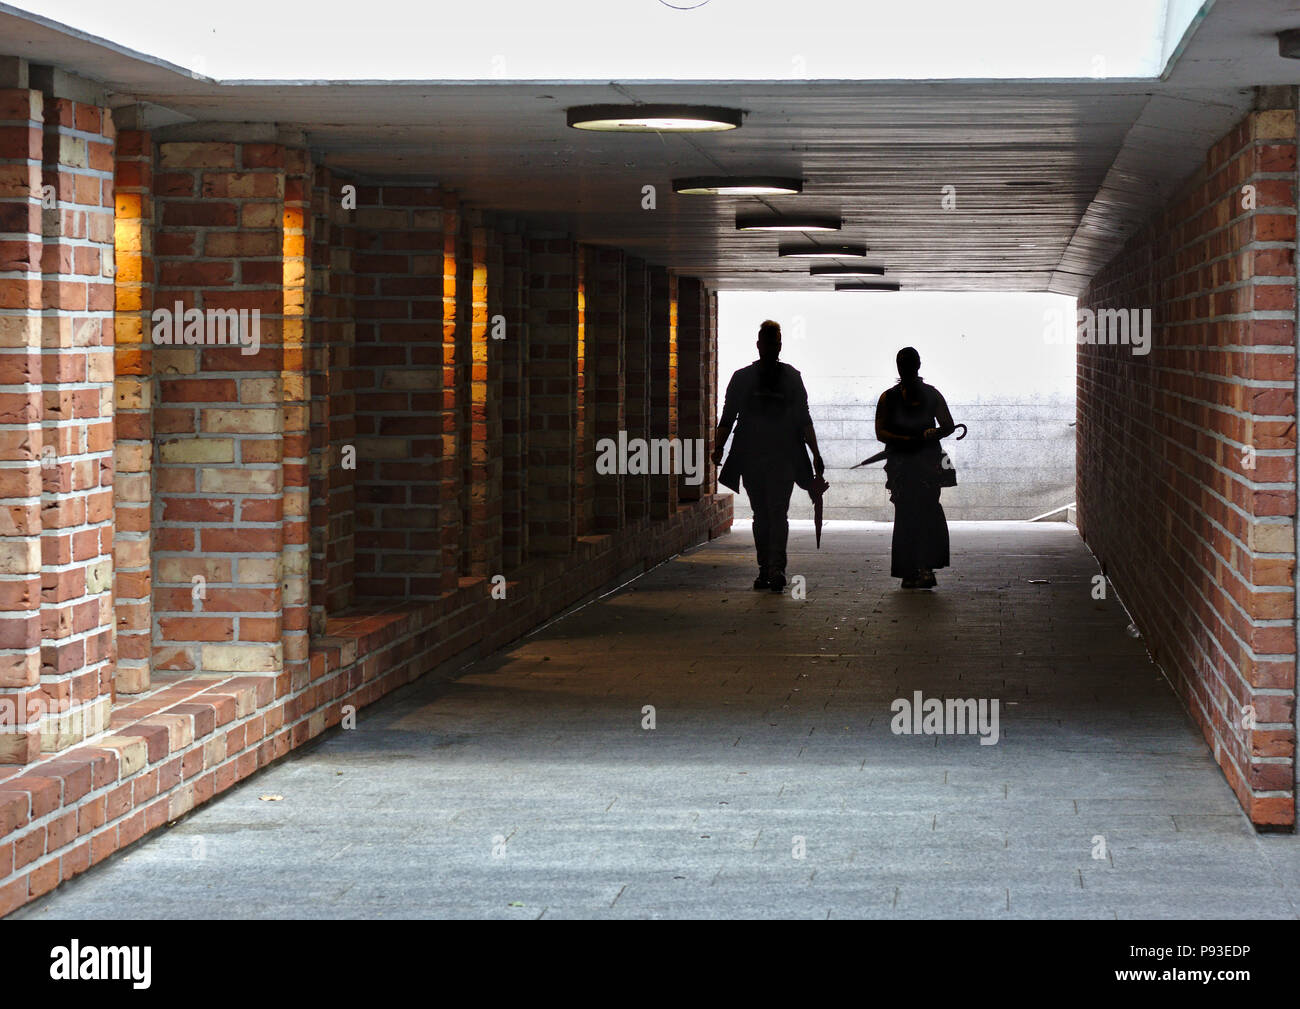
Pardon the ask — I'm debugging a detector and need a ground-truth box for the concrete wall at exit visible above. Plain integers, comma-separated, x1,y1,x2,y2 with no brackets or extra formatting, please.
717,292,1077,521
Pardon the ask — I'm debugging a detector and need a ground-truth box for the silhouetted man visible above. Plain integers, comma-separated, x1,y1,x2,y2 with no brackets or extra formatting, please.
713,320,824,592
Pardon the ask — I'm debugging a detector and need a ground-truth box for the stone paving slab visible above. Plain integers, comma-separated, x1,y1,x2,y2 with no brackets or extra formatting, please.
10,522,1299,920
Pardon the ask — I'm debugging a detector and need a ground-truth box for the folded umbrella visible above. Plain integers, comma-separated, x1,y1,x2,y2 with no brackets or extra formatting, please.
852,423,967,468
809,474,830,548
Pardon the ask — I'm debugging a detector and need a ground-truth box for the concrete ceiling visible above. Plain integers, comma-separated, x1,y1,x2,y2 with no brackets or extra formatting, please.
0,0,1291,294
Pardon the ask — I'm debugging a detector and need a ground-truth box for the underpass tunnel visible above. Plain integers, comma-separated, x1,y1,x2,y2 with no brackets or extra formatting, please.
0,0,1295,920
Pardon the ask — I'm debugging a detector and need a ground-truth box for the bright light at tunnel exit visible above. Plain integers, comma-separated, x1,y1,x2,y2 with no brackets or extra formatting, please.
12,0,1202,80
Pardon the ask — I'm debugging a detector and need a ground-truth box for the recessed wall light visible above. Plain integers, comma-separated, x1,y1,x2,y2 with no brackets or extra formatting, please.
674,176,803,195
835,281,901,291
567,105,742,132
778,242,867,258
809,264,886,276
736,213,841,232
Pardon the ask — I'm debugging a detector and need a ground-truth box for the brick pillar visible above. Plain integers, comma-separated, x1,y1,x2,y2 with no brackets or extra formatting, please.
500,227,528,569
466,217,502,576
112,125,153,694
310,167,356,617
280,145,312,686
574,246,594,536
526,235,576,555
589,247,626,532
485,222,505,572
677,276,706,504
623,255,650,528
306,165,332,633
440,191,462,591
350,186,445,598
648,266,678,519
705,288,718,494
456,208,473,576
0,83,45,762
36,73,115,751
326,178,357,615
151,136,291,678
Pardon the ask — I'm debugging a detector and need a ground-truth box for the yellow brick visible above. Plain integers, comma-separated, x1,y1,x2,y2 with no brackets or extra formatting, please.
114,471,151,505
201,643,281,673
0,539,41,575
239,379,279,404
97,735,148,776
200,467,282,494
201,408,279,434
147,712,194,750
1253,109,1297,141
236,557,281,584
85,557,112,594
58,135,87,168
160,437,235,464
157,557,231,583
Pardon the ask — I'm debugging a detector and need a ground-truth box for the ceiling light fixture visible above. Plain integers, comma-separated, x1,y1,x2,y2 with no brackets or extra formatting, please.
834,281,901,292
736,213,841,232
778,242,867,258
567,105,742,132
674,176,803,195
809,264,886,276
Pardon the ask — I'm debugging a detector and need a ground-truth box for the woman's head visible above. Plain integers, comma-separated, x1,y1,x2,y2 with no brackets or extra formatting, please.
896,346,921,380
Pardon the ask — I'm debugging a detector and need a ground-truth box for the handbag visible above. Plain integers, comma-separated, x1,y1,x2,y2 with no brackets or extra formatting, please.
938,448,957,488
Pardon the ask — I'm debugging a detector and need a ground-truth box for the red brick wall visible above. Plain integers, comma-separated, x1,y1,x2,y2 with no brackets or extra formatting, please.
38,88,116,753
677,276,706,504
1077,108,1298,828
0,68,734,912
467,217,502,575
590,247,626,532
0,86,48,763
0,80,116,763
151,140,293,680
624,256,651,527
526,235,577,555
308,166,356,618
648,266,678,519
112,128,153,695
350,186,445,598
500,226,529,570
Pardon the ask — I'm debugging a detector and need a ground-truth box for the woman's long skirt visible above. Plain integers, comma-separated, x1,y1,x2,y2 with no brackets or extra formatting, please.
888,479,950,579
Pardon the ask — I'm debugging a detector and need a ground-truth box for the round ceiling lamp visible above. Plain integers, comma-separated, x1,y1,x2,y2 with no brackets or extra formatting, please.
673,176,803,196
835,281,901,292
567,105,742,132
778,242,868,258
810,264,886,276
736,213,841,232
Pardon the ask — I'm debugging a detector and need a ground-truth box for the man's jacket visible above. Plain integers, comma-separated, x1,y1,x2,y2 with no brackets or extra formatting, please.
717,360,815,492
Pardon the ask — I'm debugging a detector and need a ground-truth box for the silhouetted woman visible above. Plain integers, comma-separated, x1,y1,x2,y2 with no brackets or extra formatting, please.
875,347,955,589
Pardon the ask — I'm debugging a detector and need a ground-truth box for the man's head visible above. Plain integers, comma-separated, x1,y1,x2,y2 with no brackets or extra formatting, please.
896,345,921,380
757,320,782,363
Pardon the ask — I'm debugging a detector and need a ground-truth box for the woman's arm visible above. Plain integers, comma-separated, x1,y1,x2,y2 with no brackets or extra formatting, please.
924,389,957,441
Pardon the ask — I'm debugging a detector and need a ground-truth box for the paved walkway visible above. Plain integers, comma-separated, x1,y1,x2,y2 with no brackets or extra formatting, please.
13,522,1299,919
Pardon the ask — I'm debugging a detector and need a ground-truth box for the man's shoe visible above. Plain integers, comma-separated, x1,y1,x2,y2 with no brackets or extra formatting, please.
753,574,770,590
768,575,787,593
900,577,920,590
918,569,937,589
